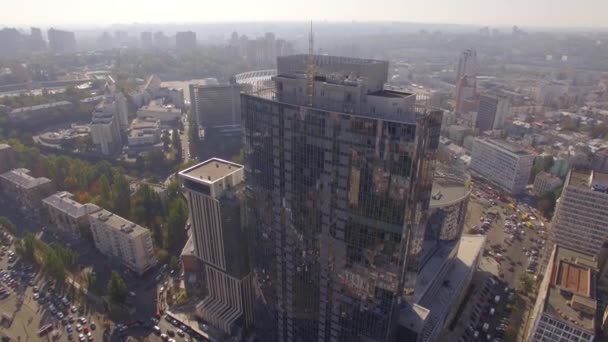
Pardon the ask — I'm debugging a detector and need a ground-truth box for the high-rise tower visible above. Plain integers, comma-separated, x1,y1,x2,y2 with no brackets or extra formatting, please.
242,54,442,342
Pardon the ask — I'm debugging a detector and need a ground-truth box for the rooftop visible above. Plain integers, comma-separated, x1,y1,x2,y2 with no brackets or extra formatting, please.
42,191,101,218
90,209,149,237
475,138,533,156
9,101,72,115
0,168,51,189
0,144,10,150
368,90,414,98
179,158,243,184
544,246,597,332
568,170,608,192
430,177,471,208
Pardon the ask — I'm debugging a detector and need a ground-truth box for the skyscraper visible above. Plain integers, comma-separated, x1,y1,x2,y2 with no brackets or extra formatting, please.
179,159,255,340
175,31,197,51
242,54,442,342
47,28,77,53
475,94,511,132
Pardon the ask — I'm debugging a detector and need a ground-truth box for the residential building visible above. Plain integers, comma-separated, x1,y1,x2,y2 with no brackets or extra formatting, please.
136,99,181,124
242,54,442,342
127,117,161,147
0,144,15,173
42,191,101,236
550,170,608,257
0,168,54,216
533,172,563,195
90,101,122,155
470,138,536,194
476,94,511,132
88,209,156,275
179,159,254,339
175,31,196,51
189,83,244,135
527,245,597,342
47,28,76,53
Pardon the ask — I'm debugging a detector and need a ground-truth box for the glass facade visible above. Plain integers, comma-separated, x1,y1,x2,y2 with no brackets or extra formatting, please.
242,92,442,342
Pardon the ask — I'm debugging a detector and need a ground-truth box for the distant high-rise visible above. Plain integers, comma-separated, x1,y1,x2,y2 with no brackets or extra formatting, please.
179,159,255,339
47,28,76,53
0,28,22,57
475,94,510,132
175,31,196,51
153,31,169,49
456,49,477,82
29,27,46,52
242,54,442,341
140,32,153,49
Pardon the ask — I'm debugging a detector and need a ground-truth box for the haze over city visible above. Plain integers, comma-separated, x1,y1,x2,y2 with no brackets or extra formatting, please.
1,0,608,28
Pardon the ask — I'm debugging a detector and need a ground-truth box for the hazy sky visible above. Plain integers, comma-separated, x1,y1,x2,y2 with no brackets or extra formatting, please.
2,0,607,28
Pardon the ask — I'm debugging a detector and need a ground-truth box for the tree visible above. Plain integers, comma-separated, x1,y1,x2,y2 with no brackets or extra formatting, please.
519,274,534,295
165,198,188,250
170,256,180,272
172,129,182,162
162,131,171,150
107,271,128,303
0,217,15,234
99,174,112,209
111,174,131,217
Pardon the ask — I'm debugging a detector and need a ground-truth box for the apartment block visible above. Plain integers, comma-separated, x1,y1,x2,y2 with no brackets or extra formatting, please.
534,171,563,195
179,159,254,339
527,245,597,342
42,191,101,237
551,170,608,257
89,210,156,275
90,96,123,155
470,138,536,194
47,28,76,53
0,168,54,215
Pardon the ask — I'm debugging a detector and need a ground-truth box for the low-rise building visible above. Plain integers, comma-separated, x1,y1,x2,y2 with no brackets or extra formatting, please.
42,191,101,236
136,99,181,124
470,138,536,194
127,117,161,147
533,172,563,195
527,245,597,342
88,209,156,275
0,168,54,216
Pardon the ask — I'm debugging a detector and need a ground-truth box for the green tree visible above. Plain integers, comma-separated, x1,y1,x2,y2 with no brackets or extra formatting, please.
169,256,180,272
162,131,171,150
99,174,112,209
166,197,188,250
107,271,128,303
519,274,534,295
111,174,131,217
0,217,15,234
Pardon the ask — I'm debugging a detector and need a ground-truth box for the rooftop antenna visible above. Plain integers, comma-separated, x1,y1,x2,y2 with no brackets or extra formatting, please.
306,21,315,107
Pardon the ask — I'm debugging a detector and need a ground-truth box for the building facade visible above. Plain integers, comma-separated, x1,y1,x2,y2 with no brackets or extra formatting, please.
551,170,608,257
527,245,597,342
533,172,563,195
88,210,156,275
136,100,181,124
42,191,101,237
470,138,536,194
47,28,76,53
190,83,244,134
476,94,510,132
179,159,254,339
0,168,54,216
242,54,442,342
127,117,161,147
90,96,123,155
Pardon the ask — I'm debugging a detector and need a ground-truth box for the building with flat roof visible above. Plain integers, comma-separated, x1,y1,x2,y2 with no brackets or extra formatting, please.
470,138,536,194
475,94,510,132
242,54,442,341
179,159,254,339
127,117,161,147
136,99,181,124
88,210,156,275
550,170,608,257
42,191,101,237
527,245,597,342
47,28,76,53
0,144,15,173
0,168,54,217
534,172,563,196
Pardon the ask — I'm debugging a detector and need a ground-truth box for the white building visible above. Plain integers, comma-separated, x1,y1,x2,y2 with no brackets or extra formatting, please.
533,172,563,195
0,168,54,216
527,245,596,342
470,138,536,194
88,210,156,275
90,109,122,155
136,99,181,124
551,170,608,257
127,117,161,147
42,191,101,236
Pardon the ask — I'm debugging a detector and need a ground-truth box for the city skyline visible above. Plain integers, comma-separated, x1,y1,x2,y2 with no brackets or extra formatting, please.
1,0,607,28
